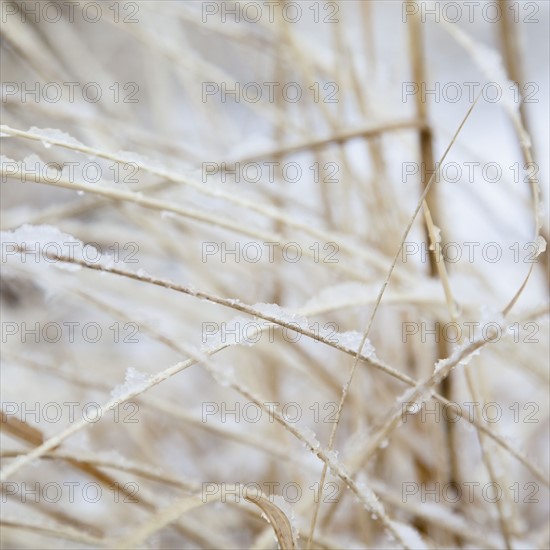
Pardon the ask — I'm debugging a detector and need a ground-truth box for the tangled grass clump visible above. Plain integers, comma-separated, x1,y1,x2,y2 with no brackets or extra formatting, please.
1,1,548,548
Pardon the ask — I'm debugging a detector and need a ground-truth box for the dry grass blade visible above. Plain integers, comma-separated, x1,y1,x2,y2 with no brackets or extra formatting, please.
113,494,206,549
244,490,297,550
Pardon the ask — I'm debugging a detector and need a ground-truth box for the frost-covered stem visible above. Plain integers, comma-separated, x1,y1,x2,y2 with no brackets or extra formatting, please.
0,123,414,279
308,81,482,539
4,246,547,486
498,0,549,286
441,22,544,316
0,167,372,282
1,306,414,549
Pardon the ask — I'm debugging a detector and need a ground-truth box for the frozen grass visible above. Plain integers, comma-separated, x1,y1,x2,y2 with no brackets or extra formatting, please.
1,1,549,549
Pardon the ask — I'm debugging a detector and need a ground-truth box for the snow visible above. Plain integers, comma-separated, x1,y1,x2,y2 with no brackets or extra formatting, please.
1,154,41,179
536,235,547,255
28,126,84,148
429,224,442,251
251,302,309,330
201,315,268,351
433,338,482,377
0,224,138,272
333,330,376,358
323,449,341,478
0,224,84,271
355,480,386,518
388,520,428,550
110,367,151,399
294,425,321,450
442,24,520,113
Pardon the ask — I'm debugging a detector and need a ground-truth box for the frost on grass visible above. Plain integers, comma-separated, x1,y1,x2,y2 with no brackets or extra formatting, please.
428,224,442,251
443,24,520,112
294,425,321,451
535,235,547,255
432,337,482,378
28,126,84,148
201,315,267,350
354,479,386,520
0,224,139,272
333,330,377,358
251,302,309,331
0,224,83,271
387,520,428,550
111,367,151,399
